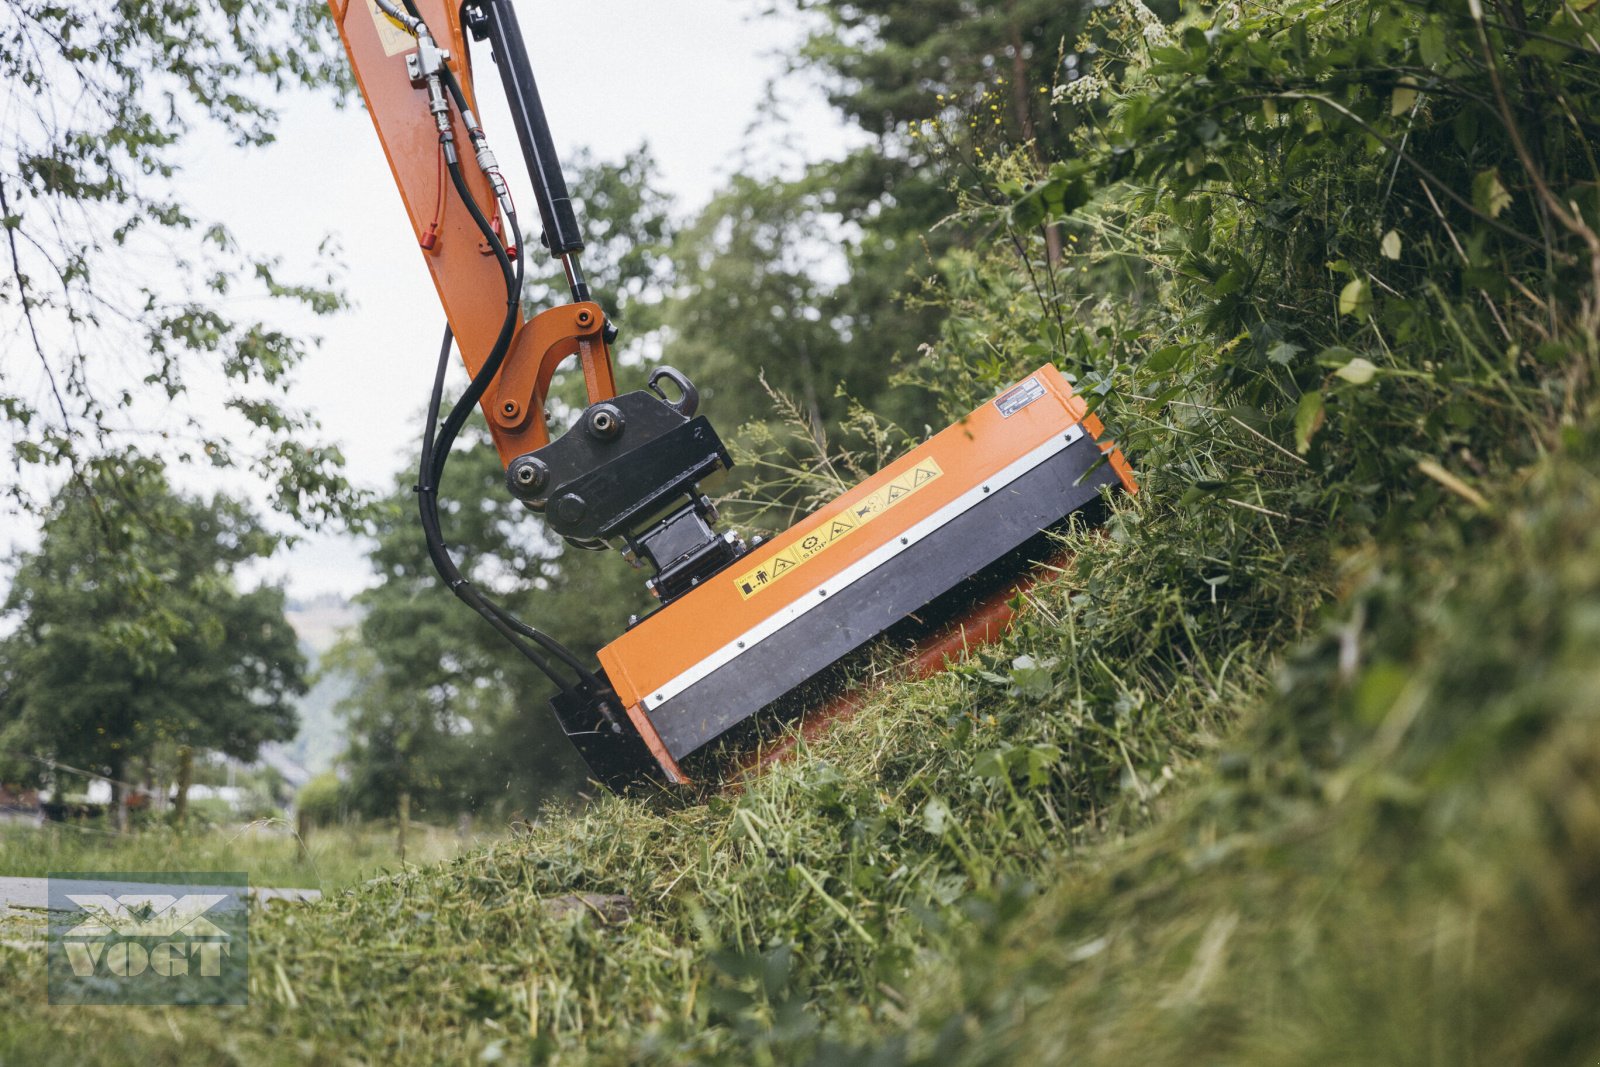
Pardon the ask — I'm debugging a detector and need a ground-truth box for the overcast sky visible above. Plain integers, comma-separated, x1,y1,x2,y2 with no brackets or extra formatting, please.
104,1,859,601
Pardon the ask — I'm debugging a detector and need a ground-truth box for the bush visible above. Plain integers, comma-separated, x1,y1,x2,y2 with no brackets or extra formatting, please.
295,771,345,828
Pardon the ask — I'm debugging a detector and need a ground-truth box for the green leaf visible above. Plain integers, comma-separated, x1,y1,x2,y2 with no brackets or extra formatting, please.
1010,189,1047,230
1335,357,1380,384
1380,230,1402,260
1009,654,1058,699
1338,278,1371,317
1473,169,1512,219
1267,341,1303,366
1147,344,1189,373
1419,22,1448,66
1390,81,1419,116
1295,390,1326,453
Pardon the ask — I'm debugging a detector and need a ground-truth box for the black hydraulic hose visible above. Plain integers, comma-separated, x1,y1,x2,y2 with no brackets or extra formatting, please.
419,320,603,692
438,60,473,126
394,0,606,696
429,153,516,488
417,301,603,689
416,328,567,688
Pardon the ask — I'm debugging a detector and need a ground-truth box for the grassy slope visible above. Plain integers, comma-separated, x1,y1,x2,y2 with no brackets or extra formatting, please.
4,418,1596,1064
6,4,1599,1060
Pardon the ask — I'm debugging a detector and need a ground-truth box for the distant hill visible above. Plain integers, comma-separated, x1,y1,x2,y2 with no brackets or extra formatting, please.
265,594,364,782
284,593,362,657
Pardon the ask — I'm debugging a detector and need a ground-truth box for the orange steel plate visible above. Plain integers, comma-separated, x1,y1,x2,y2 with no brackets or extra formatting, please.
597,365,1134,718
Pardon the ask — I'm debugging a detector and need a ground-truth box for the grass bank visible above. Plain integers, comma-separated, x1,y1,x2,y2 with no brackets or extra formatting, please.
3,420,1596,1063
3,1,1598,1062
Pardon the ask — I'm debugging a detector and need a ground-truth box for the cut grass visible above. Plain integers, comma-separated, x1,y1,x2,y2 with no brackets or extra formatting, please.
0,420,1337,1063
2,431,1598,1065
2,423,1596,1065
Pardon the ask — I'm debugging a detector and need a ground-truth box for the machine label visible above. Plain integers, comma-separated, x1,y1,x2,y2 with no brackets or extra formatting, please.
733,459,944,599
365,0,416,57
995,376,1046,418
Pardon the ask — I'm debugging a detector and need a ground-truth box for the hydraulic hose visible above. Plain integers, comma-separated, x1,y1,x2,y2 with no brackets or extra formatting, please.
394,0,608,699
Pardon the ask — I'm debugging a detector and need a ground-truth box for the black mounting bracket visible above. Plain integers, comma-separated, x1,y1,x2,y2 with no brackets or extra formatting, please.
506,367,747,604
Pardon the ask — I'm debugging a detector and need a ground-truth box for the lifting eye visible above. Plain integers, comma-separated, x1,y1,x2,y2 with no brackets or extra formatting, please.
648,366,699,418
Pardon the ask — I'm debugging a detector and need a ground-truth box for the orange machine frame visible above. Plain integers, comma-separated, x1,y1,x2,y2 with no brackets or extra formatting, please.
597,365,1136,781
328,0,616,459
331,2,1138,788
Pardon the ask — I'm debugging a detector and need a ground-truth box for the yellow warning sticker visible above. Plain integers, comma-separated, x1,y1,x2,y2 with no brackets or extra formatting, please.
733,459,944,599
365,0,416,57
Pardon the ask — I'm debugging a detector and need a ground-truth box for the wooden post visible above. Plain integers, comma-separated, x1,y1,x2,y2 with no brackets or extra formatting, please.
397,790,410,864
174,745,194,830
296,806,311,862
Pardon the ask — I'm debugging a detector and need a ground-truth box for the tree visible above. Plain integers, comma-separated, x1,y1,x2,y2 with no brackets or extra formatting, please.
328,428,631,817
0,454,305,827
522,145,677,347
793,0,1107,153
1,1,353,524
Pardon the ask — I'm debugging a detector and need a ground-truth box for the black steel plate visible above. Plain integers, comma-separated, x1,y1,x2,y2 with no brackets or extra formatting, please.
646,434,1120,759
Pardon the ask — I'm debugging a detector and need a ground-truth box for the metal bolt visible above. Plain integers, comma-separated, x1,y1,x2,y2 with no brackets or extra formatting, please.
587,403,624,440
553,492,588,526
506,456,547,497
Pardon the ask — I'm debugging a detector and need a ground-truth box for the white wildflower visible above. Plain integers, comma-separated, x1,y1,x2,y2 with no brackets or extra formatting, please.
1057,74,1104,107
1122,0,1172,46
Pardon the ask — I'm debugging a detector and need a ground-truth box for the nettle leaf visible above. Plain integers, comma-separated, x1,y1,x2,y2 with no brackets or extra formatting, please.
1380,230,1402,260
1008,654,1059,699
1267,340,1303,366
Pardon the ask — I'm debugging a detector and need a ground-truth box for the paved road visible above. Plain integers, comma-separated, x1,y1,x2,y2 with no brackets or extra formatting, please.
0,875,321,916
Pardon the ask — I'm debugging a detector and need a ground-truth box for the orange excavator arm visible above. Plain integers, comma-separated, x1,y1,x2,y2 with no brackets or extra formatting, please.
326,0,1137,792
327,0,615,458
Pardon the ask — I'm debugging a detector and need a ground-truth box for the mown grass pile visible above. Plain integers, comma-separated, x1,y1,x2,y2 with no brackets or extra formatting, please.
2,1,1598,1063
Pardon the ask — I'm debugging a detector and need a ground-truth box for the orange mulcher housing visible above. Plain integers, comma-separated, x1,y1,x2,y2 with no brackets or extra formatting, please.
598,366,1135,782
332,0,1136,788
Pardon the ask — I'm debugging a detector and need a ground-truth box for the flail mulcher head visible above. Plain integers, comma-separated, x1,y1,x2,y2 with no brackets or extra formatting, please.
329,0,1135,791
557,365,1137,789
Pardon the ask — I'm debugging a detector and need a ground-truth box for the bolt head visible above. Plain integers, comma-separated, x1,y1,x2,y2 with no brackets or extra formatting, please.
553,492,588,527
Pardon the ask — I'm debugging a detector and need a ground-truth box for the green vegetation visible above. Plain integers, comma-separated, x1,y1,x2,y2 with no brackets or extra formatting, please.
0,0,353,524
0,459,306,823
4,0,1600,1063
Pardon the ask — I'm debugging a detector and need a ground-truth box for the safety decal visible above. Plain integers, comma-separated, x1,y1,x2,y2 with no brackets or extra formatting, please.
365,0,416,57
994,376,1046,418
733,459,944,599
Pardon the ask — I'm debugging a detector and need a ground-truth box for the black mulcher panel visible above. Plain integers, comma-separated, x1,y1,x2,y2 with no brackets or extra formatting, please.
647,431,1120,760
